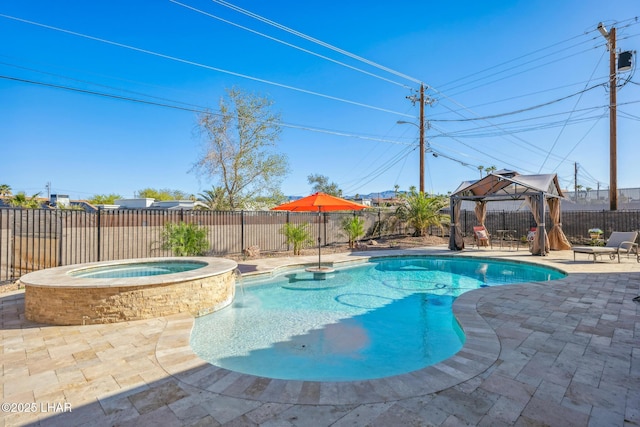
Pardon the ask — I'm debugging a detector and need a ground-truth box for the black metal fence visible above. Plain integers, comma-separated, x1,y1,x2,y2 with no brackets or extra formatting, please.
1,207,639,283
457,209,640,244
0,208,406,283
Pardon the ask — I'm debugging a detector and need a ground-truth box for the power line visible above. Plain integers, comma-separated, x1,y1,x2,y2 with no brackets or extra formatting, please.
428,79,606,118
0,73,417,147
436,17,640,96
0,13,414,118
170,0,412,89
538,48,606,172
429,123,536,174
437,114,605,139
436,30,594,92
445,45,604,100
341,145,417,194
0,59,208,110
429,83,603,122
208,0,423,85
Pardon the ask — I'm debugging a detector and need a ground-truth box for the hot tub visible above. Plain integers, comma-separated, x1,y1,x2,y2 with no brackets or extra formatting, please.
20,257,238,325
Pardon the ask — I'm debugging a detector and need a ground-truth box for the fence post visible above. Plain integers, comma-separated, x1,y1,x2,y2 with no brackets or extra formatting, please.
241,210,245,254
286,211,290,251
58,212,64,266
96,208,101,262
323,212,327,245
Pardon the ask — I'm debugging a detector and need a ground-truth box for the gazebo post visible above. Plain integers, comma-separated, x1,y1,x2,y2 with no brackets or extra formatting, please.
538,192,547,256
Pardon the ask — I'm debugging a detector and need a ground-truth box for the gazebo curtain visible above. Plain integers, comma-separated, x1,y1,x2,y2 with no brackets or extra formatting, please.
547,198,571,250
474,201,487,226
526,194,550,255
448,198,465,250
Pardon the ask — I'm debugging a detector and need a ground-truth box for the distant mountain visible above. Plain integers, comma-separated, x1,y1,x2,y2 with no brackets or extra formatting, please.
284,190,406,200
350,190,406,199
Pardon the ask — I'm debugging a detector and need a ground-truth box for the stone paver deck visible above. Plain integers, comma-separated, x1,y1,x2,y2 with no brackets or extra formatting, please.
1,246,639,426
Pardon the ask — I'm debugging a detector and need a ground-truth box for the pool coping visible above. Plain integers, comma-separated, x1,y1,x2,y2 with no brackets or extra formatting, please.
19,256,237,289
155,250,561,405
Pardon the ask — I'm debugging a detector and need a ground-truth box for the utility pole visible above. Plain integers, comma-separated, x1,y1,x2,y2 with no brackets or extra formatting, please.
574,163,578,202
401,84,429,194
598,22,618,211
419,84,425,194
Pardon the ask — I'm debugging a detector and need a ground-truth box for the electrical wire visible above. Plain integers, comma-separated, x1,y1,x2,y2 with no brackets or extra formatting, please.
0,73,418,147
429,84,603,122
428,79,607,118
208,0,423,85
444,45,604,100
4,9,637,194
170,0,412,89
0,13,414,118
538,48,606,172
340,145,417,194
436,17,640,96
436,30,595,92
0,59,209,110
428,123,536,174
549,112,607,175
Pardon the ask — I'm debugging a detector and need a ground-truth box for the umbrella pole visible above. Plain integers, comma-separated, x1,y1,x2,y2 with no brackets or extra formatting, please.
317,209,321,269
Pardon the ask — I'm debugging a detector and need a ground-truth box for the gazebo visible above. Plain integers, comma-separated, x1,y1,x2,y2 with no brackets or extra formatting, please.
448,170,571,255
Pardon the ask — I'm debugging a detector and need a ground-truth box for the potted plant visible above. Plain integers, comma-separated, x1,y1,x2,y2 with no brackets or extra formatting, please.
588,228,603,239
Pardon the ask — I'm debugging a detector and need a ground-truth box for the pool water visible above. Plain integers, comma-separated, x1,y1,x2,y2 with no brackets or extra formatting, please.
68,261,206,278
191,256,564,381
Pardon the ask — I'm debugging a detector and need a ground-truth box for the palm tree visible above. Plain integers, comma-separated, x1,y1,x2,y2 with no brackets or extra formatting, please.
396,190,449,236
485,165,497,175
8,192,41,209
341,216,365,248
0,184,11,197
477,165,485,178
198,187,228,210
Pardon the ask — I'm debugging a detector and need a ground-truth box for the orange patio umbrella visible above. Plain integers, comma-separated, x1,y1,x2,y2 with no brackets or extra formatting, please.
271,192,368,271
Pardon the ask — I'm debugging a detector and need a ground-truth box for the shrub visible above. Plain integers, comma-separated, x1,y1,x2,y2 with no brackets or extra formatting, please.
395,191,450,236
342,216,365,248
160,222,209,256
280,222,313,255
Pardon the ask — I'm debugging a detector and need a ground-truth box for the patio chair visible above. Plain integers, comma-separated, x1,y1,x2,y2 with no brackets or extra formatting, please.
527,227,536,251
572,231,638,263
473,225,492,249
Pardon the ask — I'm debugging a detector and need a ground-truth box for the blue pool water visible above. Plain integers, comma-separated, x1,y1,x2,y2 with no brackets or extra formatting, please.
69,261,206,278
191,256,564,381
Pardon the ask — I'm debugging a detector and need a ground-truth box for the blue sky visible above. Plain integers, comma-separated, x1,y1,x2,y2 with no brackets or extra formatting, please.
1,0,638,200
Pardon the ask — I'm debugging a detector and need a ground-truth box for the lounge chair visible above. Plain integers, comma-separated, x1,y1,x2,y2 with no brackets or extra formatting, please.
572,231,638,263
473,225,492,249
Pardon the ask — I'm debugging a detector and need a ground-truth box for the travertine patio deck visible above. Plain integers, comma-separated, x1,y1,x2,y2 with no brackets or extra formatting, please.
1,246,638,426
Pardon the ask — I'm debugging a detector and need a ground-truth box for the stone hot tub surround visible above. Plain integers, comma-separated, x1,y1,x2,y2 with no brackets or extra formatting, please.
21,257,237,325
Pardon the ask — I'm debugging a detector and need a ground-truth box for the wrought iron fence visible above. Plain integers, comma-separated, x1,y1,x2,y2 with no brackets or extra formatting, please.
457,209,640,244
0,208,400,283
1,207,639,283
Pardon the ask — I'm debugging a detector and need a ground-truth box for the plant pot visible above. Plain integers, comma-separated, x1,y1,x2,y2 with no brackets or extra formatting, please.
590,233,602,239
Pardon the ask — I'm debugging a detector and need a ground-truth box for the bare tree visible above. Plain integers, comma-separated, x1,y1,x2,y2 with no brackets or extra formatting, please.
192,88,289,210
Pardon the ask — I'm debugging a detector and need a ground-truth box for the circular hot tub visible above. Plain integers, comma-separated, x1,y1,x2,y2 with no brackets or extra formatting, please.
20,257,238,325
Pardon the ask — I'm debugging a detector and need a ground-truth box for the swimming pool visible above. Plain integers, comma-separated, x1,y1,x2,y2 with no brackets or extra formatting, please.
191,256,564,381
